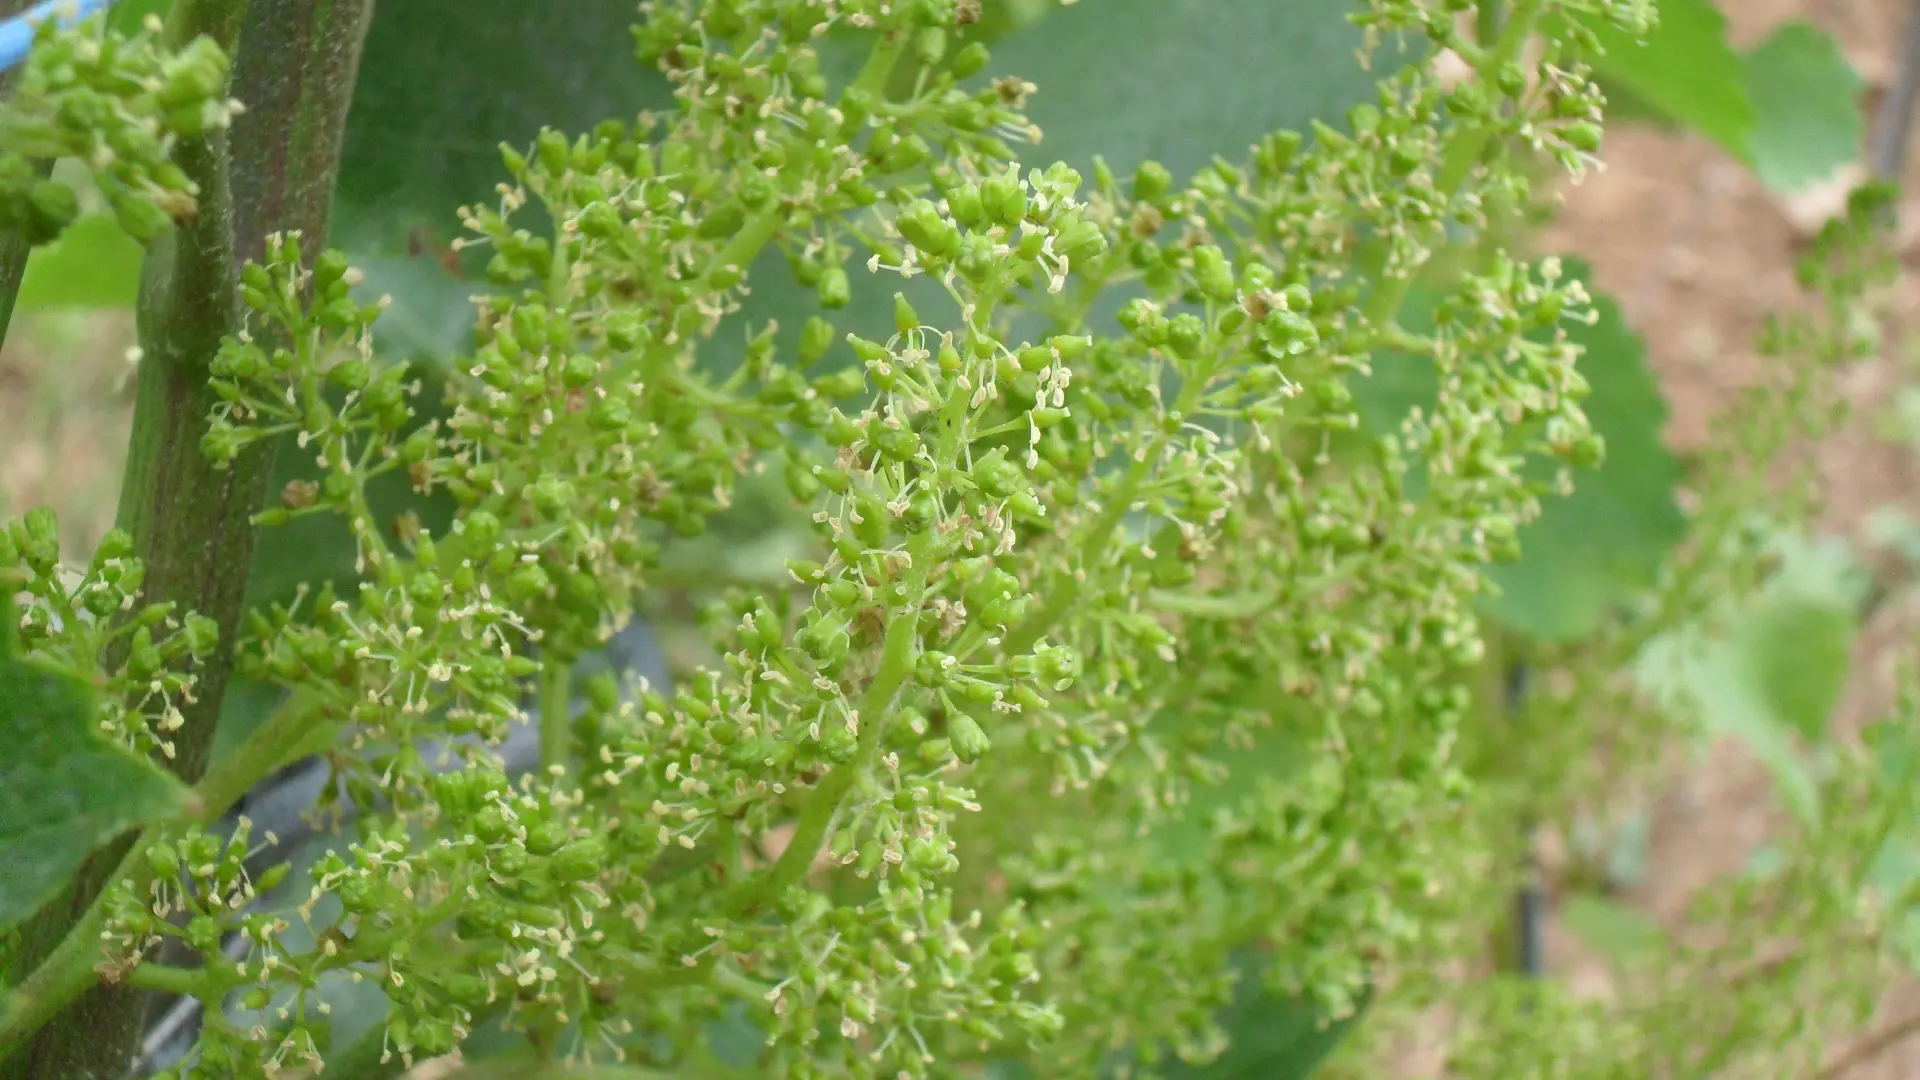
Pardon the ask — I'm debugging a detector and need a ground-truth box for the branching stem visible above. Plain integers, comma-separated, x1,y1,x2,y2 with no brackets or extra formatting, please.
1357,0,1542,332
539,658,575,773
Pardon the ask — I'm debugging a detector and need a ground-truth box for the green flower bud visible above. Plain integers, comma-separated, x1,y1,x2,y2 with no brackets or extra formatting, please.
897,199,959,259
316,249,351,288
579,201,624,240
1191,245,1235,301
24,180,78,245
553,837,610,882
1056,217,1107,261
1167,313,1206,359
698,202,747,240
818,266,851,309
537,128,571,175
1256,129,1303,181
158,37,231,108
255,861,291,894
799,316,837,366
1131,160,1173,205
1562,120,1603,153
982,168,1027,228
884,133,933,173
893,292,922,334
973,447,1024,500
951,41,990,79
326,358,370,392
949,713,991,764
821,723,857,762
847,335,890,365
830,828,857,860
947,183,985,229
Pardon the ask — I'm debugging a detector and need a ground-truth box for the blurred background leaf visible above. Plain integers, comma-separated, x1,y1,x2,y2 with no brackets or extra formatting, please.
1634,530,1868,823
1156,954,1366,1080
1583,4,1861,194
15,214,142,311
347,253,484,362
333,0,677,255
1573,0,1754,162
1560,892,1667,967
984,0,1396,184
1739,21,1863,193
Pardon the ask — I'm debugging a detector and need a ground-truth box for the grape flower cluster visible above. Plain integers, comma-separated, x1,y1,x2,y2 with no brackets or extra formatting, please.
1,0,1675,1077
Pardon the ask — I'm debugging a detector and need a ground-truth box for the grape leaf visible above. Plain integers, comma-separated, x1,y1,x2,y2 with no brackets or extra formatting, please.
984,0,1395,184
1158,954,1365,1080
1745,595,1855,742
1560,893,1666,966
333,0,676,254
0,655,187,931
348,252,484,362
1741,21,1863,194
1574,0,1754,162
986,954,1362,1080
1633,532,1867,823
16,213,142,311
1355,261,1687,641
1733,533,1864,743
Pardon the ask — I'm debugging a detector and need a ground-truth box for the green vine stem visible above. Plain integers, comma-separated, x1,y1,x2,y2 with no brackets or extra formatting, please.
1,0,375,1074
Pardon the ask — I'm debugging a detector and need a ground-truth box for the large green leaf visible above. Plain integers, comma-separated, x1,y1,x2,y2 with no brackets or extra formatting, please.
0,654,187,932
988,955,1363,1080
1732,533,1863,744
333,0,676,253
1577,0,1754,163
1482,285,1684,639
1585,5,1861,194
1355,262,1687,641
1741,22,1863,194
15,213,143,311
984,0,1392,183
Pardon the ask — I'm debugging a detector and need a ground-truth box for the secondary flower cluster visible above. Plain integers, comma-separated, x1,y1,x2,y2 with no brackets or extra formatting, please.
0,12,237,244
0,515,220,762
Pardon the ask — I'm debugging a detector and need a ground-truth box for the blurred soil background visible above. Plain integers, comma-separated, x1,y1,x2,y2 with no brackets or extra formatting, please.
10,1,1920,1076
1529,0,1920,1075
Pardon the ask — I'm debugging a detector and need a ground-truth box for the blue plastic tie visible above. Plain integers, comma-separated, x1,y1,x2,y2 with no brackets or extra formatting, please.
0,0,115,77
